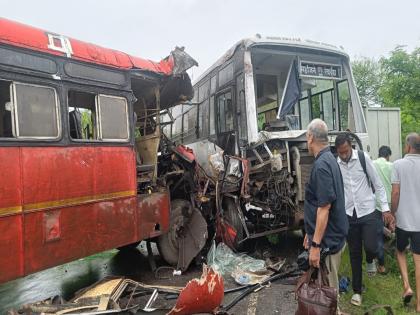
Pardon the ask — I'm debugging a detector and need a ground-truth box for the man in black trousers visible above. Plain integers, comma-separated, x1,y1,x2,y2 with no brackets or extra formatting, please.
335,133,394,306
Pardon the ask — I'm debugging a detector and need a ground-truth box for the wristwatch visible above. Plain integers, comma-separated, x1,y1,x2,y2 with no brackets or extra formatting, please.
311,241,321,248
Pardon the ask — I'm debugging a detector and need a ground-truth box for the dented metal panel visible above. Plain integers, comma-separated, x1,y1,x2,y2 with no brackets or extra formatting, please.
0,18,192,75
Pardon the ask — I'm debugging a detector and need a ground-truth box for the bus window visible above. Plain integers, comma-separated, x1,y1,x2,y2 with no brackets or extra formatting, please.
171,105,182,143
183,104,197,143
337,80,353,131
0,80,13,138
97,95,129,141
209,96,215,135
308,80,335,130
14,83,59,138
217,91,233,133
298,98,311,129
256,74,278,131
68,90,97,140
210,74,217,95
322,90,334,129
199,99,209,138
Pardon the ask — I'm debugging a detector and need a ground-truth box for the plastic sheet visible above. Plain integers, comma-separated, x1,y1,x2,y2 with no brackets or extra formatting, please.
207,241,266,276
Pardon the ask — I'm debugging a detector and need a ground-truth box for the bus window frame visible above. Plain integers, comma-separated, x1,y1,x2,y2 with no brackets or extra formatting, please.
97,94,130,142
215,87,235,135
67,88,131,144
11,81,62,140
336,78,352,131
310,87,335,130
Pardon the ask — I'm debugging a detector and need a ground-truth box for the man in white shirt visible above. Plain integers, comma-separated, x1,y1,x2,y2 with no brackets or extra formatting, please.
391,133,420,310
335,133,394,307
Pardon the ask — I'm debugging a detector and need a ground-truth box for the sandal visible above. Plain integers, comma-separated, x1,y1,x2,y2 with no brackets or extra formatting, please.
351,293,362,306
377,265,387,275
402,292,413,305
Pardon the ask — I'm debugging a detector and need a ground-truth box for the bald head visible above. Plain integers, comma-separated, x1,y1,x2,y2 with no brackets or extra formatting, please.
307,118,329,144
406,132,420,153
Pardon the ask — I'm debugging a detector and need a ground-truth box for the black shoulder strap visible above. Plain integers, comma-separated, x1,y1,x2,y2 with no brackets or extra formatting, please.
358,150,375,193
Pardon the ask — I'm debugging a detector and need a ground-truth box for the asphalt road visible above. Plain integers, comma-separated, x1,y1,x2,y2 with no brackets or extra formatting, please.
0,233,302,314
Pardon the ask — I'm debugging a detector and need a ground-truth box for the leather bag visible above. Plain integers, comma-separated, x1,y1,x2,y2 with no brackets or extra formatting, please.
295,266,337,315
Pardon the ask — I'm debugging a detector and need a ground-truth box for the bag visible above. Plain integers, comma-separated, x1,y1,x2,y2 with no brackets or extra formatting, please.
295,266,337,315
358,150,375,193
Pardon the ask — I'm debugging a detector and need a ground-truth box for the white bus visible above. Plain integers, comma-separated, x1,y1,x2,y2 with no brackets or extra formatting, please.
161,36,368,249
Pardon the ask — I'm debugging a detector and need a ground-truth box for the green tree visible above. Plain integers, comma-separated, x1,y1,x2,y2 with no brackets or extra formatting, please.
351,57,383,107
379,46,420,141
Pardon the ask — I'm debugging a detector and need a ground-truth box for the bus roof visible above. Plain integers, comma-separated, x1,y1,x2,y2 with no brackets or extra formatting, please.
194,35,349,84
0,17,175,75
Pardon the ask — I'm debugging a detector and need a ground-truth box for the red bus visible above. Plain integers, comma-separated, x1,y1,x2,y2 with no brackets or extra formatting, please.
0,18,196,283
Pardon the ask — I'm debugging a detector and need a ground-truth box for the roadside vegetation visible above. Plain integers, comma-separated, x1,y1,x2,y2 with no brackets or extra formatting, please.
339,239,418,314
352,46,420,143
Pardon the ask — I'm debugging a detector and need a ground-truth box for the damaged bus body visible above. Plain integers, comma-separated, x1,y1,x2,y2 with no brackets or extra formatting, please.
0,18,196,283
158,36,368,265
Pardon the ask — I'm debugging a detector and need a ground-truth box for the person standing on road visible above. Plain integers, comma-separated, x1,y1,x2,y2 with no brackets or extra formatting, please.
303,119,348,291
391,133,420,310
373,145,393,274
335,133,394,307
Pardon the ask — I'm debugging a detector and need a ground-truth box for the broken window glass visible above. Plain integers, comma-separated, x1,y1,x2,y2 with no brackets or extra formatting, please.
68,90,97,140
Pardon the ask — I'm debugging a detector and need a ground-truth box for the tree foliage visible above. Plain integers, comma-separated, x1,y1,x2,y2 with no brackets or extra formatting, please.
352,57,383,107
352,47,420,142
380,47,420,140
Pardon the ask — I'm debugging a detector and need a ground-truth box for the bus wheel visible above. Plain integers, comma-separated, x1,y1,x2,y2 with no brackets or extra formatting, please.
222,197,245,251
157,199,208,270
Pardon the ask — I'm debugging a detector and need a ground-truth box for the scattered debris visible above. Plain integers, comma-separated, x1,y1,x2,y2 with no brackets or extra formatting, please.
16,277,182,314
14,266,225,315
207,241,266,276
168,265,224,315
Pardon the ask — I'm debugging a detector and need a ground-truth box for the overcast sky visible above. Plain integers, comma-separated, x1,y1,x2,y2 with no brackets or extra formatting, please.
1,0,419,80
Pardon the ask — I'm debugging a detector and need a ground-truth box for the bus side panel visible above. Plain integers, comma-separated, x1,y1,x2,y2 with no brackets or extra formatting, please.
0,148,23,283
23,197,138,274
20,146,139,276
138,191,170,239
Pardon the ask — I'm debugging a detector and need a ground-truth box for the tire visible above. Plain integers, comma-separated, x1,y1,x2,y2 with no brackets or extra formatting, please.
157,199,192,266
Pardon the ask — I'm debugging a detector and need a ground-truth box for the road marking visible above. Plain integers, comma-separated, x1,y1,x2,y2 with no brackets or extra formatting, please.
247,293,259,315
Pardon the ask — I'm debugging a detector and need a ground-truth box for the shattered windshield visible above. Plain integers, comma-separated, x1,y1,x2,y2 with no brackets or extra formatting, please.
253,49,354,131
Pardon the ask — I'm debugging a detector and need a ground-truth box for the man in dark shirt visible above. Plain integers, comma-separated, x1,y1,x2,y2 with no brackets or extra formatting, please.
304,118,348,290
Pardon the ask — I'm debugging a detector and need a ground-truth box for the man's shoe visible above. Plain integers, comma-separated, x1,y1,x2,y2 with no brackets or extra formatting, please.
366,261,377,277
350,293,362,306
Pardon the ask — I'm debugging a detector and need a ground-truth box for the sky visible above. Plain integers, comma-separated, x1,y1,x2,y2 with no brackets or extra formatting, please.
1,0,419,80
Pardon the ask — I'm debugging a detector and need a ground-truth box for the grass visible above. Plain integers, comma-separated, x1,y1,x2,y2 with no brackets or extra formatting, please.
339,243,418,314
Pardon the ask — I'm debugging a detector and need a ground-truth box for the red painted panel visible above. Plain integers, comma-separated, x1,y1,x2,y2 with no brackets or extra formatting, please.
95,147,136,195
21,146,136,205
22,147,95,205
0,145,171,283
0,215,23,283
0,147,23,283
23,197,138,274
0,18,174,74
138,192,170,239
0,147,22,210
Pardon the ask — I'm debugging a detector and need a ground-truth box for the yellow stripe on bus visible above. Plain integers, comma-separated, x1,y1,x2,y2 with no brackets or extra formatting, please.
0,190,136,217
0,206,23,216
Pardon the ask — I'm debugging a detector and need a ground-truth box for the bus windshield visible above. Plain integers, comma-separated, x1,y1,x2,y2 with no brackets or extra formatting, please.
252,48,355,132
